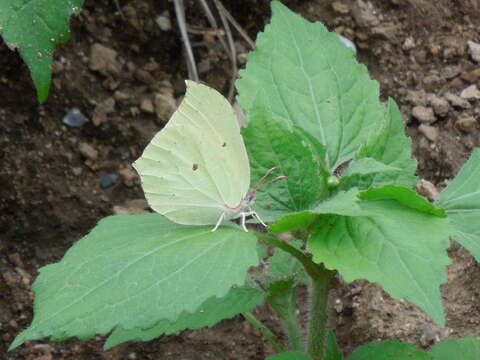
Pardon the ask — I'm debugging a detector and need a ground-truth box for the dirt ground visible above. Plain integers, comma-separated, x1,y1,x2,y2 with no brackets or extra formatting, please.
2,0,480,359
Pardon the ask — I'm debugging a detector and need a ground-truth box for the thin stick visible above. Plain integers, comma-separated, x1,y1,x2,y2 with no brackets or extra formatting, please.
174,0,199,81
212,0,255,49
213,0,237,102
197,0,229,53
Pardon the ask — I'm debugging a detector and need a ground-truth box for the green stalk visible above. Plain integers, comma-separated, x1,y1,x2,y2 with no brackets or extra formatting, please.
279,289,303,352
307,265,335,360
242,311,285,353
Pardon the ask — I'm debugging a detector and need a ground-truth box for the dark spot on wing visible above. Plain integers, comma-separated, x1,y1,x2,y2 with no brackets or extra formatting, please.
192,163,199,171
222,142,227,147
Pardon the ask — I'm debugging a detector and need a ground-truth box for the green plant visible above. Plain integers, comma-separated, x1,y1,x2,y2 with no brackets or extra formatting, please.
0,0,84,102
9,2,480,359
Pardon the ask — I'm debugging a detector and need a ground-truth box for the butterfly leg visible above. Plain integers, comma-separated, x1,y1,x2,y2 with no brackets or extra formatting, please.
252,212,267,227
240,212,248,232
211,212,226,232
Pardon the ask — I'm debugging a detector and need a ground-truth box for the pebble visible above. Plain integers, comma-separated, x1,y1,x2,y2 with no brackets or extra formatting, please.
440,65,461,80
155,92,177,121
405,90,427,106
416,179,439,201
100,173,117,189
92,97,116,126
332,1,351,14
461,68,480,84
113,199,149,215
444,92,471,109
62,107,88,128
79,142,98,160
418,124,439,141
460,84,480,100
426,94,449,117
412,106,436,123
352,0,380,27
155,11,172,31
140,98,155,113
402,37,415,51
89,43,121,75
467,40,480,63
119,166,138,187
422,74,443,92
455,116,477,133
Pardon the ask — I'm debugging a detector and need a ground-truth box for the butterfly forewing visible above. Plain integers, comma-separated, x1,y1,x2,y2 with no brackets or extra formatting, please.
134,81,250,226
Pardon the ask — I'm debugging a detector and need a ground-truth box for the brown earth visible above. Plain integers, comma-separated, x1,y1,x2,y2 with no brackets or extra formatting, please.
2,0,480,359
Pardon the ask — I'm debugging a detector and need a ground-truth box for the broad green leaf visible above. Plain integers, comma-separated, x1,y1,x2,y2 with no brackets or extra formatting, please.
349,340,432,360
436,148,480,261
266,352,312,360
104,285,265,350
268,240,308,285
430,334,480,360
308,198,451,326
0,0,84,102
243,93,329,221
351,99,418,189
341,158,401,178
360,185,445,217
10,214,258,350
326,330,344,360
269,188,361,234
237,1,386,171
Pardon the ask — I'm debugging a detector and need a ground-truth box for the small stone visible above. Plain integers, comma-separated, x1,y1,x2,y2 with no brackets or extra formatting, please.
402,37,415,51
119,166,138,187
79,142,98,160
155,92,177,121
440,65,461,80
418,124,439,141
426,94,450,117
422,75,443,92
461,68,480,84
100,173,117,189
412,106,436,123
140,98,155,113
62,107,88,128
352,0,380,27
92,98,115,126
332,1,351,14
460,84,480,100
416,179,439,201
155,11,172,31
113,199,149,215
72,167,82,176
467,40,480,63
444,92,471,109
405,90,427,106
455,116,477,133
89,44,121,75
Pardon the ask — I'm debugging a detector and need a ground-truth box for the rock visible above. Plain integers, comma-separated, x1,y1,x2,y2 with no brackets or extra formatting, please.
444,92,471,109
100,173,117,189
416,179,439,201
79,142,98,160
455,116,477,133
418,124,439,141
140,98,155,113
412,106,436,123
113,199,149,215
119,166,138,187
92,97,115,126
467,40,480,63
332,1,350,14
422,74,443,92
155,11,172,31
402,37,415,51
440,65,461,80
352,0,380,27
155,92,177,121
426,94,449,117
62,107,88,128
461,68,480,84
460,84,480,100
405,90,427,106
89,44,121,76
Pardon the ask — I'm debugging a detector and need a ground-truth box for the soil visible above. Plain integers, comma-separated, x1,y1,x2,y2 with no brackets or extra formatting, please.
2,0,480,359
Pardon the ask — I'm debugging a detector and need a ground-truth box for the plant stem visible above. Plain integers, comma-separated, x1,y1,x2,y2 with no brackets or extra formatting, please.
280,290,303,352
242,311,285,353
307,265,335,360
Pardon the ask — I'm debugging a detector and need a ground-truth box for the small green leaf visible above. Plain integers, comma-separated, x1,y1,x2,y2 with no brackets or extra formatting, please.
348,340,432,360
0,0,84,102
308,198,451,326
436,148,480,261
268,211,316,234
104,285,265,350
266,352,312,360
429,334,480,360
341,158,401,178
325,330,344,360
268,240,309,285
10,214,258,350
359,185,445,217
237,1,386,171
351,98,418,189
243,93,329,222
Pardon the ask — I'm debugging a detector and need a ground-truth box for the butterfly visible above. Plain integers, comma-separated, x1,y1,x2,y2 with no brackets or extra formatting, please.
133,81,286,232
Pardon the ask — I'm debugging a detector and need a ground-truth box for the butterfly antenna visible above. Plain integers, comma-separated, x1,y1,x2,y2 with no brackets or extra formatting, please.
256,175,288,190
254,167,278,188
